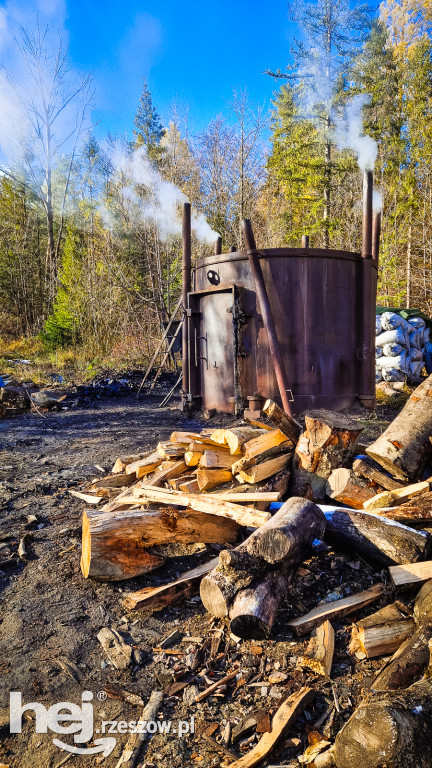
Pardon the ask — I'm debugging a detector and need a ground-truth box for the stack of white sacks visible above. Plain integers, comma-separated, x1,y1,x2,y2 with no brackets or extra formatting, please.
376,312,430,383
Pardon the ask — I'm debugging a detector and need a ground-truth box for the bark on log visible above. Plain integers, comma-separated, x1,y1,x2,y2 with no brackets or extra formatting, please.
323,508,431,566
325,468,376,509
333,678,432,768
370,494,432,524
291,410,363,502
349,604,415,659
200,497,325,618
81,506,239,581
372,579,432,691
366,373,432,481
229,568,292,639
262,399,301,445
352,457,403,491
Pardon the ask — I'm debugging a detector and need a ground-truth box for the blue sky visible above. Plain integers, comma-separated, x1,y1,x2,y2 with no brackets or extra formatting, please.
63,0,295,139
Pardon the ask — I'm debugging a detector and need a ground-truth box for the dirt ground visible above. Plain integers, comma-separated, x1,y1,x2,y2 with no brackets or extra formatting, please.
0,393,407,768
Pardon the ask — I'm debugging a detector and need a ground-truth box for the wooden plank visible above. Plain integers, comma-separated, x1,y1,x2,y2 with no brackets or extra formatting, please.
128,486,271,527
123,557,219,611
208,492,281,502
226,687,314,768
389,561,432,587
287,583,384,636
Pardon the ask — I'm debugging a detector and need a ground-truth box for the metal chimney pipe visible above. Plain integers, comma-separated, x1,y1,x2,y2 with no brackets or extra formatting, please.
182,203,192,406
372,210,381,265
230,245,236,252
242,218,293,417
215,236,222,255
301,235,310,249
362,170,373,258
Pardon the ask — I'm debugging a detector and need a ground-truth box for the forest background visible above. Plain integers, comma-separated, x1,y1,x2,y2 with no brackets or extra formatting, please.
1,0,431,381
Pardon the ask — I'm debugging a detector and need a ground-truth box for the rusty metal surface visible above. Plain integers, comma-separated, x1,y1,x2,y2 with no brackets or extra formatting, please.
182,203,192,404
191,247,377,415
362,170,373,257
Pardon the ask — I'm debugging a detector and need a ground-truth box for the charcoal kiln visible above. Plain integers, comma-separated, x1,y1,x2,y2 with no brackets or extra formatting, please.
182,171,379,416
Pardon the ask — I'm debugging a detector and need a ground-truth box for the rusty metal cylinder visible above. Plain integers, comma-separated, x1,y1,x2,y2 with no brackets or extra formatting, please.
182,203,192,404
215,236,222,255
362,170,373,258
372,210,381,265
302,235,310,248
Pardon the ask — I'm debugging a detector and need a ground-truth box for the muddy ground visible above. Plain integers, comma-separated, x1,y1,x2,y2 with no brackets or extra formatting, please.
0,394,407,768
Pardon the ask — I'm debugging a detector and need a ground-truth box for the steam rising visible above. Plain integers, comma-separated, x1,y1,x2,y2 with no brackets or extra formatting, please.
373,189,383,212
106,143,220,244
333,94,377,171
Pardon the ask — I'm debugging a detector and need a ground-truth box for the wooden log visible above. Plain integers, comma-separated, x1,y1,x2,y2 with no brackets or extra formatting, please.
291,410,363,502
323,508,431,566
238,454,291,484
197,467,233,490
287,583,384,636
348,604,415,659
129,486,270,527
184,450,202,467
352,457,403,491
209,492,281,503
229,568,292,638
125,451,162,478
363,480,431,510
91,473,137,490
334,678,432,768
300,620,335,677
82,504,239,581
225,687,314,768
123,557,219,611
389,561,432,587
200,498,325,618
210,427,266,455
168,474,197,490
366,494,432,525
325,468,376,509
366,373,432,481
262,399,301,445
178,478,199,493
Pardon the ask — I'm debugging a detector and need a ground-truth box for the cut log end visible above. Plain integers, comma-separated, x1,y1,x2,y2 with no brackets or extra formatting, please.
199,574,230,618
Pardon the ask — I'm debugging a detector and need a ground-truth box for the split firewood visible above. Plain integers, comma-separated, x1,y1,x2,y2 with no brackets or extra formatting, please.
146,460,188,487
69,489,103,505
112,454,149,473
125,451,162,478
196,467,234,490
168,474,197,490
262,398,301,444
325,468,376,509
300,620,335,677
209,491,281,503
199,448,238,469
348,604,415,659
170,431,205,444
91,473,137,489
366,494,432,525
178,478,199,493
363,480,431,510
200,498,325,618
291,410,363,502
114,689,163,768
128,485,270,527
352,457,403,491
210,427,267,455
238,453,292,484
389,560,432,587
323,508,431,565
334,676,432,768
287,583,384,636
156,441,186,459
97,627,132,669
123,557,219,611
184,450,202,467
225,687,314,768
366,373,432,481
231,429,293,474
372,580,432,690
81,505,239,581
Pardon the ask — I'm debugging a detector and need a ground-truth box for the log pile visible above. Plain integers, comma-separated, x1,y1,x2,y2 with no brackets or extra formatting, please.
73,376,432,768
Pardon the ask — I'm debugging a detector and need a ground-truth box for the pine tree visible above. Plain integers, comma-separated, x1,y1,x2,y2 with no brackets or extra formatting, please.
133,81,165,162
